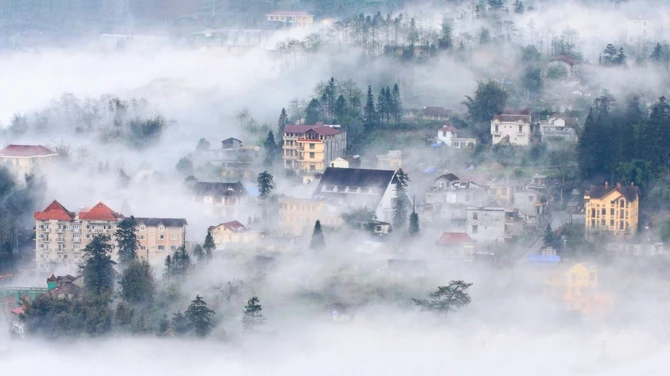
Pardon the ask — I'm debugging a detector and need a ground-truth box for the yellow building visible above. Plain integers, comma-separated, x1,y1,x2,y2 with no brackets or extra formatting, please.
584,182,639,236
208,220,263,250
266,11,314,26
283,124,347,174
376,150,402,169
545,263,613,316
0,144,58,183
279,197,343,236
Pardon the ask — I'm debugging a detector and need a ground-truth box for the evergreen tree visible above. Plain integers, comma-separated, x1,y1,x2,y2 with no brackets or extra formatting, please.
412,281,473,316
263,131,278,168
81,234,115,296
392,169,410,230
185,295,216,337
305,98,322,124
203,231,216,259
377,87,389,125
192,244,204,261
257,171,274,199
542,224,555,249
614,47,627,66
171,311,189,336
437,19,453,50
157,314,170,335
650,43,664,63
120,258,155,304
277,108,289,139
164,255,172,280
513,0,524,13
242,296,266,332
391,83,403,124
409,207,419,237
463,80,507,141
334,94,347,123
310,220,326,251
196,138,210,151
115,216,139,267
601,43,618,65
171,246,191,279
364,85,376,133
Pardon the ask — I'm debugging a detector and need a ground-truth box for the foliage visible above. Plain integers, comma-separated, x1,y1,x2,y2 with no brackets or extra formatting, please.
263,131,280,168
185,295,216,337
116,216,139,266
546,65,568,80
393,169,410,230
82,234,115,296
120,259,156,305
203,231,216,259
257,171,274,200
192,244,204,261
409,210,419,236
341,208,377,232
171,311,189,336
542,224,560,250
463,80,508,142
305,98,323,124
310,220,326,251
277,108,289,138
196,138,210,151
412,281,473,316
661,220,670,242
364,85,376,133
23,294,113,338
522,67,543,93
166,246,191,280
242,296,266,332
176,156,194,176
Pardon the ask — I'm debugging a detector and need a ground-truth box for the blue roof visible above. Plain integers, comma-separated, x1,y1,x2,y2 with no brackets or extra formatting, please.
242,181,259,197
527,255,560,264
431,142,442,148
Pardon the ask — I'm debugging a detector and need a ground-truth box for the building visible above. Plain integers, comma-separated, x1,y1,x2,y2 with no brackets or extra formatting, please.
420,106,451,121
282,123,347,174
435,232,476,260
193,137,260,170
34,200,123,273
191,181,249,218
544,263,613,316
376,150,402,170
313,167,403,223
0,144,58,182
584,182,639,236
539,116,578,144
330,155,361,169
266,11,314,26
134,217,188,262
605,241,664,257
491,113,532,146
436,125,477,149
208,220,263,249
465,207,506,243
279,197,342,236
626,16,653,43
426,174,488,220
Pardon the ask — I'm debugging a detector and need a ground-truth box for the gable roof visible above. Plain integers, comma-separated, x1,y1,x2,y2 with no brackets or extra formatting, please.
0,144,57,157
222,137,242,143
436,173,460,182
284,124,342,136
34,200,76,221
210,220,247,233
134,217,188,227
493,114,531,123
193,182,248,197
436,232,474,246
586,184,639,202
439,125,459,133
314,168,395,196
79,202,123,221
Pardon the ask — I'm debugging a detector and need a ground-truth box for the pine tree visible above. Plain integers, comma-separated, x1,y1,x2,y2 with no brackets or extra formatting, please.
171,311,189,336
242,296,266,332
377,87,388,125
392,169,410,230
412,281,473,316
513,0,524,13
614,47,626,66
185,295,216,337
263,131,278,168
391,83,403,124
164,255,172,280
257,171,274,200
120,258,155,304
157,314,169,335
305,98,322,124
334,94,347,123
192,244,204,261
277,108,289,139
409,209,419,237
81,234,115,296
310,220,326,251
171,246,191,279
650,43,663,63
116,216,139,267
437,19,453,50
364,85,376,133
203,231,216,259
542,224,555,249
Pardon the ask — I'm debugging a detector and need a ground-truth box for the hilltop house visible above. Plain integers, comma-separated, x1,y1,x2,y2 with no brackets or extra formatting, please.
426,174,488,220
491,113,533,146
0,144,58,183
330,155,361,169
134,217,188,262
282,123,347,174
584,182,639,236
193,137,260,172
465,206,506,244
208,220,263,249
436,125,477,149
266,11,314,26
539,116,578,144
376,150,402,169
420,106,451,121
191,181,249,218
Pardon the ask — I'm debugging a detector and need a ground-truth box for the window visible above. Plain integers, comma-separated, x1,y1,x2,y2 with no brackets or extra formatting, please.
472,225,478,234
73,234,80,240
73,245,80,250
140,225,146,231
610,208,614,216
309,143,315,149
158,226,165,231
495,125,499,132
159,234,165,240
309,152,315,158
140,235,145,240
73,224,80,231
601,208,606,215
157,245,165,251
472,213,478,220
85,234,91,239
518,125,522,133
171,235,177,241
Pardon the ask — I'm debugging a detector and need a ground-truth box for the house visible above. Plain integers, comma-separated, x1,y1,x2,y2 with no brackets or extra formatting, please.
0,144,58,183
330,155,361,169
539,116,578,143
421,106,451,121
221,137,242,149
426,175,488,219
544,263,613,316
491,113,532,146
605,241,664,257
376,150,402,169
46,274,83,299
266,11,314,26
191,181,249,218
436,125,477,149
193,137,260,170
282,123,347,174
584,182,639,236
465,207,506,244
435,232,476,260
134,217,188,262
279,197,342,236
512,188,548,225
313,167,404,223
208,220,263,249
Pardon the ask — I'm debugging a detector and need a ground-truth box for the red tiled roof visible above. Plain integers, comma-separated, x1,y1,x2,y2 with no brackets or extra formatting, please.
493,114,531,123
284,124,342,136
436,232,474,246
440,125,459,133
79,202,123,221
34,200,76,221
47,274,57,282
10,305,25,315
0,144,57,157
222,220,246,232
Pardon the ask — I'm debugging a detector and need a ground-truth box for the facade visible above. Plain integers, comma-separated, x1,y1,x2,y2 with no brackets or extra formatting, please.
134,217,187,262
0,144,58,182
539,116,578,143
437,125,477,148
208,220,263,249
491,114,532,146
193,137,259,169
605,242,664,257
465,207,506,243
266,11,314,26
34,201,123,273
282,124,347,174
279,197,342,236
376,150,402,169
435,232,476,260
544,263,613,316
330,155,361,169
421,106,451,121
192,181,249,218
584,182,639,236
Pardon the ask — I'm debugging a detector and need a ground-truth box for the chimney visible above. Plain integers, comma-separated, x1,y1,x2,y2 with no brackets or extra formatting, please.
605,181,608,189
616,182,621,188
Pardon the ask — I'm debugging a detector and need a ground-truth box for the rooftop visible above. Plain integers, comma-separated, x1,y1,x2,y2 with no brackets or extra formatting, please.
79,202,123,221
267,11,313,16
0,144,57,157
436,232,474,246
210,220,248,233
586,183,639,202
284,124,342,137
193,181,248,197
314,168,395,197
34,200,76,221
493,114,532,123
134,217,188,227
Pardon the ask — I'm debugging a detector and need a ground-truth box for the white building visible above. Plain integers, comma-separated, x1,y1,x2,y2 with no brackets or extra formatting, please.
539,116,578,143
466,207,506,244
437,125,477,149
0,144,58,183
491,114,532,146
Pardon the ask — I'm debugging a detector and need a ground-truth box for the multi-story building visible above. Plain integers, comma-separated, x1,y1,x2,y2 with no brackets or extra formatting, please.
584,182,639,236
266,11,314,26
544,263,614,316
491,113,532,146
465,207,506,244
376,150,403,170
208,220,263,249
135,218,188,262
0,144,58,183
279,197,343,236
538,116,578,144
191,181,249,219
282,123,347,174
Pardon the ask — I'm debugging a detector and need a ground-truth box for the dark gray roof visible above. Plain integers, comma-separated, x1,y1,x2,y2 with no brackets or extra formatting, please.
134,217,188,227
315,168,394,194
587,185,639,202
193,182,248,197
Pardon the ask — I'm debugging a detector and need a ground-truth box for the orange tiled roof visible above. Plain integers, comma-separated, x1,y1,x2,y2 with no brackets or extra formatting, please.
79,202,123,221
34,200,76,221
